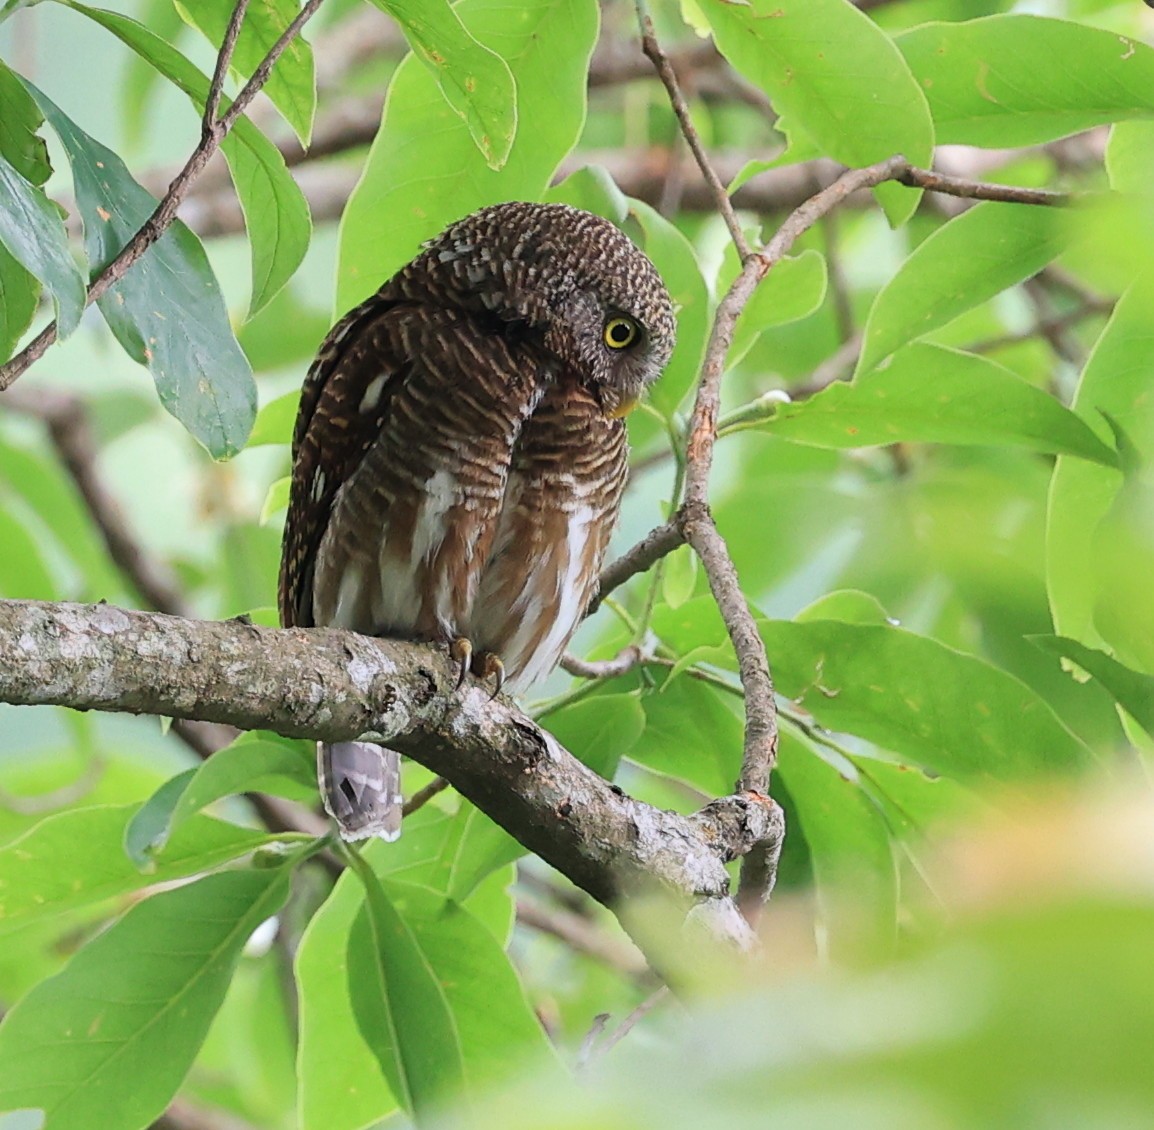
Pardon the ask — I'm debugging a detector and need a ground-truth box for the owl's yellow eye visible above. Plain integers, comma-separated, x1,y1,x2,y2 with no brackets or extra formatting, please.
603,316,639,350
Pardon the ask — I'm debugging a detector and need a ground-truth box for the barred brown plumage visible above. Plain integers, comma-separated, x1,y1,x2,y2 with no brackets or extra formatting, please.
279,202,675,841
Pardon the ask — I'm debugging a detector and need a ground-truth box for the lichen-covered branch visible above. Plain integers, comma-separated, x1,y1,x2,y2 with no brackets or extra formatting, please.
0,598,780,953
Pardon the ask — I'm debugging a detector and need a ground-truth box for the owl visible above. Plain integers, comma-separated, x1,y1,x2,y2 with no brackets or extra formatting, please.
279,201,675,841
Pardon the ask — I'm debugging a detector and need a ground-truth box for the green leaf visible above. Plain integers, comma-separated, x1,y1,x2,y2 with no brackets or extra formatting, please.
1047,285,1149,647
24,81,256,458
627,199,711,419
752,343,1118,466
777,730,897,955
661,543,699,610
0,60,50,185
59,2,312,319
0,804,277,934
544,164,629,223
706,0,934,226
0,243,38,362
796,589,892,626
1031,636,1154,741
0,868,290,1130
433,804,523,904
124,734,314,867
372,0,516,169
855,202,1072,377
176,0,316,144
261,475,291,524
0,509,57,598
248,389,300,447
119,0,185,144
296,867,398,1130
729,250,828,367
337,0,597,309
762,618,1094,779
897,16,1154,148
347,862,560,1118
0,151,85,338
543,691,646,780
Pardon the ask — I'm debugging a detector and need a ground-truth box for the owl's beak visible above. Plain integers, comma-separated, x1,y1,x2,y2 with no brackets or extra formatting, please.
609,396,640,419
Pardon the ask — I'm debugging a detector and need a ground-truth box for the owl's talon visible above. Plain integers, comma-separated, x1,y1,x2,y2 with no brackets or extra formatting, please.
476,653,506,700
450,637,473,690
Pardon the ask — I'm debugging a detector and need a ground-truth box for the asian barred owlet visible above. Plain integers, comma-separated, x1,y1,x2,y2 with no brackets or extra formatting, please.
279,201,675,841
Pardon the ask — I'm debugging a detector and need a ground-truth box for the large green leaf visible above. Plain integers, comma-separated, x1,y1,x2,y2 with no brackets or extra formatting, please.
777,731,897,955
0,60,50,185
177,0,316,143
347,861,560,1119
542,691,647,780
59,2,312,319
706,0,933,226
728,250,828,369
651,599,1093,780
0,509,56,599
0,151,85,338
24,81,256,458
855,202,1072,377
0,804,277,934
897,16,1154,147
749,343,1117,466
337,0,597,309
0,243,38,362
372,0,516,169
123,732,314,867
0,868,290,1130
1047,286,1150,649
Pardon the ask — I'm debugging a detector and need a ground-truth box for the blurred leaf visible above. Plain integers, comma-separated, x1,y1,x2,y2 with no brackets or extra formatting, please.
119,0,185,143
0,868,290,1130
628,199,710,419
729,250,827,367
661,543,698,610
0,60,50,185
750,344,1117,466
249,389,299,447
1048,285,1150,647
348,864,560,1119
0,152,85,338
0,244,38,362
0,509,57,599
61,2,312,319
707,0,933,226
124,733,314,867
25,80,256,458
543,691,646,780
898,16,1154,147
177,0,316,143
855,203,1071,377
777,730,897,955
261,475,291,524
338,0,597,309
0,804,277,934
1032,636,1154,740
1107,120,1154,195
544,164,629,223
372,0,516,169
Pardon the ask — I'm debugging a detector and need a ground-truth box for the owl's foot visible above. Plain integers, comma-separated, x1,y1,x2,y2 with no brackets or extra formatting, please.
449,638,505,698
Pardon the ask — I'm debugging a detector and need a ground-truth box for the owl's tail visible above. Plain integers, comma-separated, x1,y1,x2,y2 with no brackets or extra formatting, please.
317,741,403,842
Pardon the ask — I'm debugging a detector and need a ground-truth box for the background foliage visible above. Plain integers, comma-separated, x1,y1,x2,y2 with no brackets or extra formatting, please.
2,0,1154,1127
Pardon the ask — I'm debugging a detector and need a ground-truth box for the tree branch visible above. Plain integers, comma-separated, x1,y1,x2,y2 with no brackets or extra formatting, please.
0,598,780,955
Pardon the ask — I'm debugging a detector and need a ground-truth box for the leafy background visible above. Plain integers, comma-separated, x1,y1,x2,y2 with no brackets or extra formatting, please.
3,0,1154,1126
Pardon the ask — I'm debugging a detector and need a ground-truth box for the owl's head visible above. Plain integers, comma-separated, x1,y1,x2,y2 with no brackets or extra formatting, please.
422,202,676,418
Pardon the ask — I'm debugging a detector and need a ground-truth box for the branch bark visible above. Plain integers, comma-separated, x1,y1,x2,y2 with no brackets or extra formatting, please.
0,598,781,954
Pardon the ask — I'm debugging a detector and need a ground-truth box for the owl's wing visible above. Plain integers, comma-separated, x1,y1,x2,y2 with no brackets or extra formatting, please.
279,296,412,628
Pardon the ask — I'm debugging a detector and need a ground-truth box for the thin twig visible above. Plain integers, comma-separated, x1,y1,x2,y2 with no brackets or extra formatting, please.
517,897,649,977
561,645,645,680
590,986,672,1060
402,775,450,816
635,0,750,259
204,0,252,128
592,519,684,611
896,165,1076,207
0,0,326,390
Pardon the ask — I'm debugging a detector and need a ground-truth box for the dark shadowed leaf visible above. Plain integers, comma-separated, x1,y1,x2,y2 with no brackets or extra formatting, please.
0,61,50,185
25,81,256,458
60,2,312,318
0,243,38,362
0,152,85,338
0,868,290,1130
